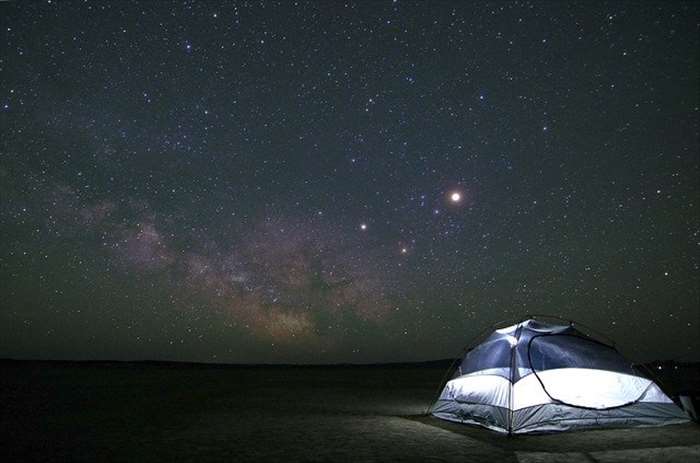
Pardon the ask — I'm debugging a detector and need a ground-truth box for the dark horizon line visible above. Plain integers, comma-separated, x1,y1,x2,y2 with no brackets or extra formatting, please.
1,357,698,368
0,357,457,368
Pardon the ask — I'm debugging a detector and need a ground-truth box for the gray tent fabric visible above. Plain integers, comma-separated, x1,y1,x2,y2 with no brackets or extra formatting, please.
431,319,689,434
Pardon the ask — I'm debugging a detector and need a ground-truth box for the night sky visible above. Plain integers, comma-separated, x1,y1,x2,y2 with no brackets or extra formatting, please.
1,1,698,364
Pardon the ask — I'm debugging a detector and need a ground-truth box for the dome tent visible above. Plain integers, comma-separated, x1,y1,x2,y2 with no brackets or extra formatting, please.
431,318,689,434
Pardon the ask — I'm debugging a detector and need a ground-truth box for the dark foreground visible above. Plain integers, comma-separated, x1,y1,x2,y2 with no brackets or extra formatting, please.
1,361,698,462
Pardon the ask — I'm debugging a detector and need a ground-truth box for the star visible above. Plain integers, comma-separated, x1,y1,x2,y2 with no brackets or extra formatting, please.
0,0,694,370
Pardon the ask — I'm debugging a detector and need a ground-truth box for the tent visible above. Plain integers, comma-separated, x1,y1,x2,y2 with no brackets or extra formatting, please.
431,318,689,434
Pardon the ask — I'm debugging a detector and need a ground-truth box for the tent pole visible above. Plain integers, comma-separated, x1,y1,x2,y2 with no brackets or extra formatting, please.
508,323,521,435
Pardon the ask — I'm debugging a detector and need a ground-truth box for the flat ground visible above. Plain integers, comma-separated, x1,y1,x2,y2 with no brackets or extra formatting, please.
1,361,698,462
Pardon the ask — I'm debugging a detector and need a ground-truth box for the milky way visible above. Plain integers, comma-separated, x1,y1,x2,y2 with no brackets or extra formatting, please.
0,1,698,363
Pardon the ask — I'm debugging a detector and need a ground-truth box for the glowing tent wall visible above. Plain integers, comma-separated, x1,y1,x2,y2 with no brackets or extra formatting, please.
431,319,688,434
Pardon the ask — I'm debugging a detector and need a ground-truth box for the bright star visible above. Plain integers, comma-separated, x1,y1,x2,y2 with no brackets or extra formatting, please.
360,223,367,231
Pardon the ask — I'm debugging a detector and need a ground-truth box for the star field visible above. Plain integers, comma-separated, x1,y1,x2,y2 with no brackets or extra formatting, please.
0,1,698,363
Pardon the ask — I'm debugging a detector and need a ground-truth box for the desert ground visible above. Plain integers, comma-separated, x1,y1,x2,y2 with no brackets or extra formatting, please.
1,361,698,462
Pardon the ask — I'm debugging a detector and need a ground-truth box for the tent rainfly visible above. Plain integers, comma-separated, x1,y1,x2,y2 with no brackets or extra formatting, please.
431,318,689,434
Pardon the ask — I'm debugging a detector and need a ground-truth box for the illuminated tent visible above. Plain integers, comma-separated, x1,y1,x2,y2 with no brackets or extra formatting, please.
431,318,688,434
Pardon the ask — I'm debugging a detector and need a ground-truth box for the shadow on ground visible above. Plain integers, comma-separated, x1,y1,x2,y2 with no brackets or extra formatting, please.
408,415,699,453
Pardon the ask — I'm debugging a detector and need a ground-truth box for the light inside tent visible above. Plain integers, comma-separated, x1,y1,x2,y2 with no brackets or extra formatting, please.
444,368,671,411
